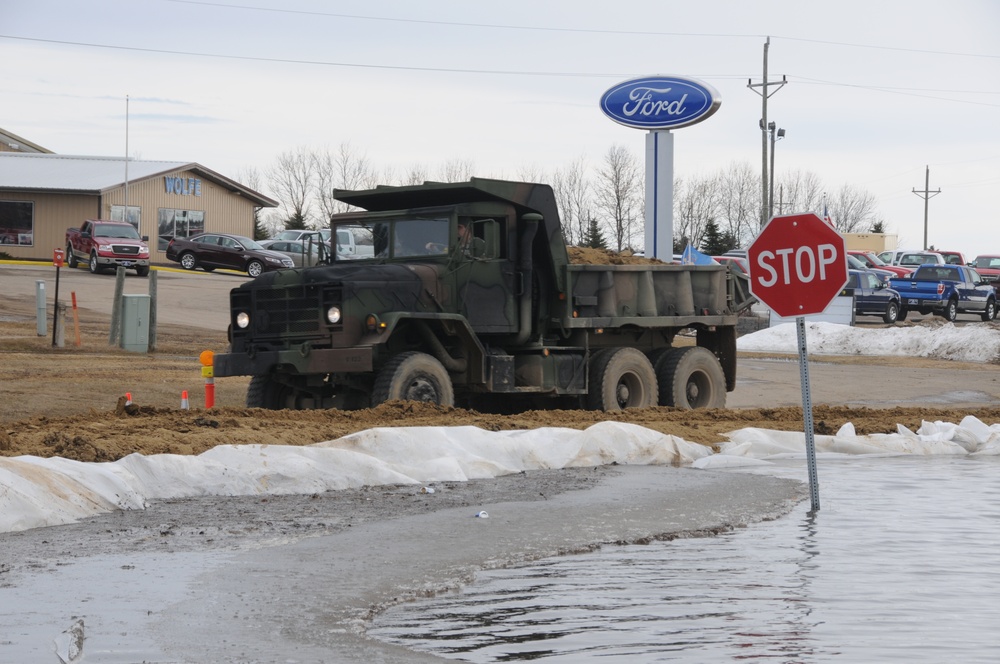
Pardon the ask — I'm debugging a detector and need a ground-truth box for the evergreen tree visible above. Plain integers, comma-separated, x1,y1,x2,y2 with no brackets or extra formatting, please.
581,217,608,249
284,211,308,231
252,207,268,241
870,220,886,233
700,219,728,256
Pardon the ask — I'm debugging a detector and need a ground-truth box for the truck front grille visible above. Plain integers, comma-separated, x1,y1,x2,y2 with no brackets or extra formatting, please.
113,245,140,255
233,284,341,339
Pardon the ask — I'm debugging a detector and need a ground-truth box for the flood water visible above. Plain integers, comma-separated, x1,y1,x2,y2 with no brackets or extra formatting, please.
369,456,1000,662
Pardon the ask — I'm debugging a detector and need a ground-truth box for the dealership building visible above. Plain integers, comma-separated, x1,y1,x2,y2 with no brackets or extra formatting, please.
0,128,277,262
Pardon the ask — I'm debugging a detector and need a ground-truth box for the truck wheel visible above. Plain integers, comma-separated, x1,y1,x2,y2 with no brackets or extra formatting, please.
246,375,292,409
586,347,657,411
897,306,908,322
66,244,78,269
135,266,150,277
179,252,198,270
247,260,265,277
657,346,726,409
942,299,958,322
371,351,454,407
983,299,997,322
88,252,102,274
883,301,900,324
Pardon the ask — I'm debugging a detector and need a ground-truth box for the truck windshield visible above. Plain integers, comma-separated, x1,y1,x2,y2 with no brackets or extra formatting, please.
344,218,449,260
96,224,141,239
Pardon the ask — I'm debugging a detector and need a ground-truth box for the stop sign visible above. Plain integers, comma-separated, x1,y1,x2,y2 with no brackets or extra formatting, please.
747,213,848,318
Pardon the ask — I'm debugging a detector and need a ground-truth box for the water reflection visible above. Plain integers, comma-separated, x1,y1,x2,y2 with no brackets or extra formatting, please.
369,457,1000,662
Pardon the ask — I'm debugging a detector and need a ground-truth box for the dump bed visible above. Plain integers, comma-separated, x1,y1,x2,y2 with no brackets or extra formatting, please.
561,263,746,328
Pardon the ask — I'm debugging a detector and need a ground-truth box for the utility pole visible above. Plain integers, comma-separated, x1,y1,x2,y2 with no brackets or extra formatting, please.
912,165,941,250
748,36,787,229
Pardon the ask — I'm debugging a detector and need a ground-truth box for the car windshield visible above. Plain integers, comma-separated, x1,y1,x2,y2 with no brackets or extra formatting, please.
96,224,141,239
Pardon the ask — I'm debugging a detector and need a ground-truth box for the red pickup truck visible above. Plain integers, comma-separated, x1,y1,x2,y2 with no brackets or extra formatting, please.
65,220,151,276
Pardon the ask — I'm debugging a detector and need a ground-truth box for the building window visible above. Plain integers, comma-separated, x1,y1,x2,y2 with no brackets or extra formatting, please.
111,205,141,231
158,208,205,251
0,200,33,246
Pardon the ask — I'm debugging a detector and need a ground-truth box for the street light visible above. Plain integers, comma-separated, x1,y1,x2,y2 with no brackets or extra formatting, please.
768,121,785,219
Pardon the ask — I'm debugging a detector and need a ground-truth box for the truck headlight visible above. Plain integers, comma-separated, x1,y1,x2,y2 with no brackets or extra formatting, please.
326,306,342,324
236,312,250,329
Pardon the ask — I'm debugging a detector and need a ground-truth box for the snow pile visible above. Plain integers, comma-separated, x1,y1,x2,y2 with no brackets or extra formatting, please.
738,321,1000,363
694,416,1000,470
0,422,709,534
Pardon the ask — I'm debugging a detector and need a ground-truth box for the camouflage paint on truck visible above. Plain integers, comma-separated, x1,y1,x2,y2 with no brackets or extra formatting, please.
213,178,750,412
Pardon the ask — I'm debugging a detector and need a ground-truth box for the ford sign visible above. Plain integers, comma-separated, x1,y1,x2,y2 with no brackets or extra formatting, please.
600,75,721,130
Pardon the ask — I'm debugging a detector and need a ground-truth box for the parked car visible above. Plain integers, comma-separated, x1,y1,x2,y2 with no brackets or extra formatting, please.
970,255,1000,292
843,269,903,323
847,250,912,278
272,229,323,243
713,256,749,276
936,250,967,266
878,249,945,269
258,239,326,268
846,254,894,285
166,233,295,276
888,264,996,322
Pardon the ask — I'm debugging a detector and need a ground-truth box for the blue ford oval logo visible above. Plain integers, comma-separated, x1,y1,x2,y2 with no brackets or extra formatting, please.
600,75,721,130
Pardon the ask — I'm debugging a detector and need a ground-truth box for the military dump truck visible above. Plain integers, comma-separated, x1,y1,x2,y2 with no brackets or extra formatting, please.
213,178,752,412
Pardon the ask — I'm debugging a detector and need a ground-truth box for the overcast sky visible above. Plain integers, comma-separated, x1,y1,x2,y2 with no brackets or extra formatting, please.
3,0,998,259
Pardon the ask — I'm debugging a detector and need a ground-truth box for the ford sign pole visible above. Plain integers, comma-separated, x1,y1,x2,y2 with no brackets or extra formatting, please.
600,76,720,260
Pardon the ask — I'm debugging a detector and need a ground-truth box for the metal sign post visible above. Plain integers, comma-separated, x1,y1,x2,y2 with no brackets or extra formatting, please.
51,248,64,347
796,317,821,513
747,213,850,514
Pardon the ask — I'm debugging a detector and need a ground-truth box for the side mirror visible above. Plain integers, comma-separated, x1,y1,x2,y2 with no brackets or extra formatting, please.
141,235,149,242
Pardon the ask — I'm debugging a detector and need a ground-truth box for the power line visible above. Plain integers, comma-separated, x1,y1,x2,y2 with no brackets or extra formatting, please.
167,0,1000,60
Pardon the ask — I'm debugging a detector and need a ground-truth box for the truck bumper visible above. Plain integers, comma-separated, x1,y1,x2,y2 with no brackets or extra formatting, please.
98,256,150,269
214,347,374,377
902,297,945,309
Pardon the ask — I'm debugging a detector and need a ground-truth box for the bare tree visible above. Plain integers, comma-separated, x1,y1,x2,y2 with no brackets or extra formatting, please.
268,146,315,230
236,166,270,240
552,156,592,245
828,184,881,233
715,161,761,247
594,144,642,252
315,142,376,221
775,169,824,216
400,163,429,186
674,172,722,250
438,158,475,183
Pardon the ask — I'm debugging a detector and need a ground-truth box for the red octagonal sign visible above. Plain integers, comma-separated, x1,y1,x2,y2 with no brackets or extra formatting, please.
747,213,848,318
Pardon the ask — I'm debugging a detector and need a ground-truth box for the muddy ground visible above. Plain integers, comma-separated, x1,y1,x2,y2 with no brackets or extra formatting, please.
2,289,999,462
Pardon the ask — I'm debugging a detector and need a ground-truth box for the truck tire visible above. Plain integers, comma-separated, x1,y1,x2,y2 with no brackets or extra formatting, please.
179,252,198,270
135,266,150,277
89,251,102,274
246,374,291,409
586,347,657,411
983,299,997,322
897,306,908,322
942,299,958,322
883,301,900,324
66,244,78,268
371,351,454,407
657,346,726,409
